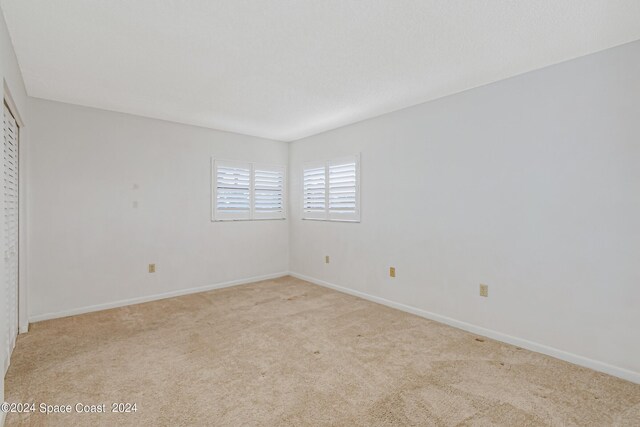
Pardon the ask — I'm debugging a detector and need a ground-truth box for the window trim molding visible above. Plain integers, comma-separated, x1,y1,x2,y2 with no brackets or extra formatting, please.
211,158,287,222
301,153,360,223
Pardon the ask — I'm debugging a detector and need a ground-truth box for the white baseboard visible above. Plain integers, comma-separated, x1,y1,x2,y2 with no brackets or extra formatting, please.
29,272,289,323
289,271,640,385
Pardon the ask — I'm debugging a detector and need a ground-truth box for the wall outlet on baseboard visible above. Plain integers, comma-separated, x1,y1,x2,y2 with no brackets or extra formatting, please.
149,263,156,273
325,255,330,264
479,284,488,297
389,267,396,278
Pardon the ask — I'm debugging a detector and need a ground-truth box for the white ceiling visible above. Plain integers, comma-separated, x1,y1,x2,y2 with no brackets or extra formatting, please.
2,1,640,141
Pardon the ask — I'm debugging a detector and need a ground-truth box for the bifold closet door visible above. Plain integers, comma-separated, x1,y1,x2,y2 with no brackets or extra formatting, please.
3,102,19,373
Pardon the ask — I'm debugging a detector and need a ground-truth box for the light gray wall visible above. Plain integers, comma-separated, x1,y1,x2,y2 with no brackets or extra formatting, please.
289,40,640,380
27,99,289,320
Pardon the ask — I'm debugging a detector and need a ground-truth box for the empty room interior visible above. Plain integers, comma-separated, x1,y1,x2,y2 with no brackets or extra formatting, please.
1,1,640,426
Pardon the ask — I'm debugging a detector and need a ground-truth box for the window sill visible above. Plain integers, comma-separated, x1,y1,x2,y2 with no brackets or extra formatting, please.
301,218,360,223
211,218,287,222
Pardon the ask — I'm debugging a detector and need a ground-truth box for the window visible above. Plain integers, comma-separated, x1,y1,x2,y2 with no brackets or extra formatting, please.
303,154,360,222
302,163,326,220
253,167,285,219
212,159,285,221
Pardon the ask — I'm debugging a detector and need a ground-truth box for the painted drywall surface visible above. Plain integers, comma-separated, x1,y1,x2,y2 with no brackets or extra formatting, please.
289,40,640,375
1,6,28,411
27,98,289,319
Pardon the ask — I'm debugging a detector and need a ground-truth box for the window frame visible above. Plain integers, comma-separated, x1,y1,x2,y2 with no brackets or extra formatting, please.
211,158,286,222
302,154,360,223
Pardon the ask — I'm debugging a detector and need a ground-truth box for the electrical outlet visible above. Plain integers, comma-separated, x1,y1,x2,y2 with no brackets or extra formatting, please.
479,284,488,297
325,255,330,264
149,264,156,273
389,267,396,278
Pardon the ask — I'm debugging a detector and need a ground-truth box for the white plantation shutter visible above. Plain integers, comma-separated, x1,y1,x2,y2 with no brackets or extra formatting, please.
328,158,358,221
213,160,251,220
302,154,360,222
303,162,326,220
254,165,285,219
3,103,19,374
212,159,286,221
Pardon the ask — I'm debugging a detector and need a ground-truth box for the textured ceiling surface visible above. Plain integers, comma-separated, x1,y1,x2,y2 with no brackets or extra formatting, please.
2,1,640,141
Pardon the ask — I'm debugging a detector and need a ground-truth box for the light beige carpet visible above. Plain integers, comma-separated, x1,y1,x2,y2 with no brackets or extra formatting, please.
5,276,640,426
